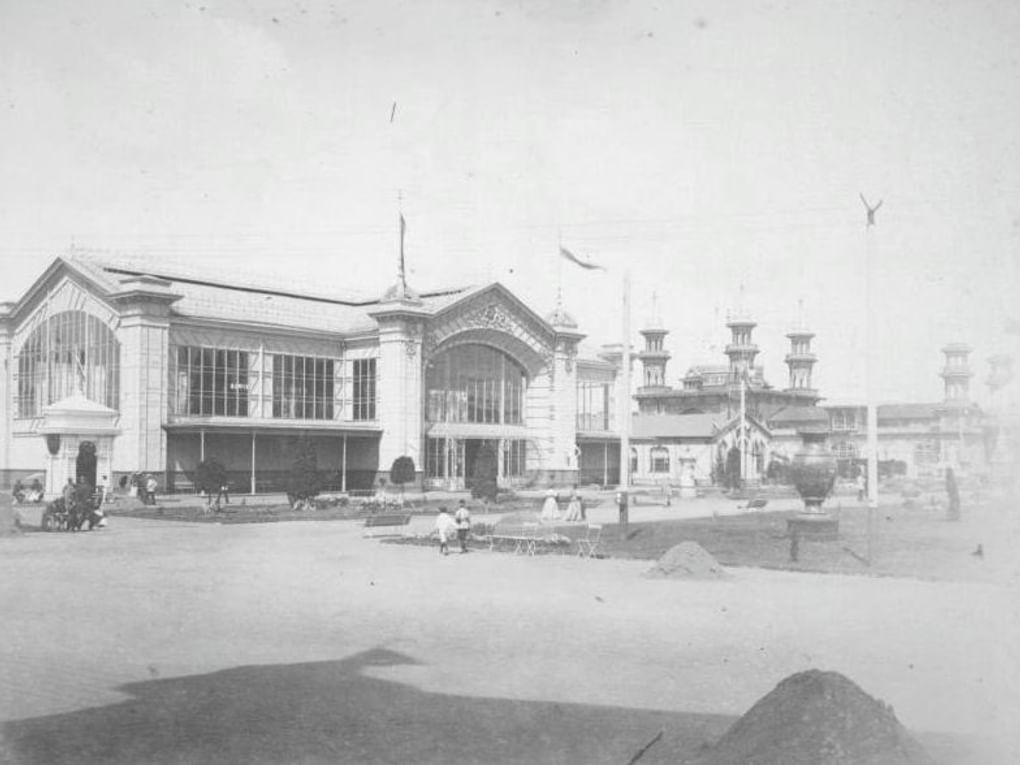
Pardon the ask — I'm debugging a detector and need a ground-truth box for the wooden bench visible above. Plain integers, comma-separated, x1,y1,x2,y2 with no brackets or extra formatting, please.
488,523,551,556
363,513,413,537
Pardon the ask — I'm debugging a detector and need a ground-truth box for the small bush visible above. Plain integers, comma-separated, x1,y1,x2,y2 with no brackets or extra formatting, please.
195,459,228,496
286,437,321,508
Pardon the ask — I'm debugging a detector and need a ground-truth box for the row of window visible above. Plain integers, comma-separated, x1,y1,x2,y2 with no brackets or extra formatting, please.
425,345,526,425
169,346,377,421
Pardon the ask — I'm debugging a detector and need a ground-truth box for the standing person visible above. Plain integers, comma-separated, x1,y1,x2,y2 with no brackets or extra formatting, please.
146,474,158,506
856,470,866,503
540,489,560,522
454,500,472,553
434,507,456,556
564,491,583,522
102,474,114,504
945,467,961,521
217,481,230,507
62,478,75,508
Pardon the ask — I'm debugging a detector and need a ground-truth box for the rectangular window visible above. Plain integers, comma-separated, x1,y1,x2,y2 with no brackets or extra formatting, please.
172,345,248,416
271,354,334,420
352,358,376,421
576,381,613,431
502,439,527,477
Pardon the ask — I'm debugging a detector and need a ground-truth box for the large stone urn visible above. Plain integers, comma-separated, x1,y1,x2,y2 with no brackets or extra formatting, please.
787,428,839,541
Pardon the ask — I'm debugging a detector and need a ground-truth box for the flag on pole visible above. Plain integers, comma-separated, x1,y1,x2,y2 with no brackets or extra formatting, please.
559,246,605,271
399,213,407,286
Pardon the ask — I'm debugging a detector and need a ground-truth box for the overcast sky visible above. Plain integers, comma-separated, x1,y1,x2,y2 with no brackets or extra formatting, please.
2,0,1018,405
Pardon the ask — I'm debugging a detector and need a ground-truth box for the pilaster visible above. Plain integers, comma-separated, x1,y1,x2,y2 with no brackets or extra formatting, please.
369,299,430,479
109,276,181,475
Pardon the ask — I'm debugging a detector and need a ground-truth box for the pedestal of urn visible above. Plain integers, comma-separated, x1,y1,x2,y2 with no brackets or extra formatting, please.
787,428,839,541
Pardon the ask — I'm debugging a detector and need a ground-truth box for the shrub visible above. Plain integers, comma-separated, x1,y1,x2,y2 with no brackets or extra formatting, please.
390,456,415,498
286,436,321,508
195,459,228,495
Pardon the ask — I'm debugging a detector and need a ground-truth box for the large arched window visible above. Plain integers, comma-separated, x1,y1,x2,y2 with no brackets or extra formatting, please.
426,344,527,425
15,310,120,417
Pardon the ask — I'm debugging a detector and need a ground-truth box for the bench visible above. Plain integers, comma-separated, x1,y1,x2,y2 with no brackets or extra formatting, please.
363,513,412,537
488,523,552,556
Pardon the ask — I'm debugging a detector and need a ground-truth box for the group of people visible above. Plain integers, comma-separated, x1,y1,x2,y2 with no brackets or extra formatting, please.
434,500,472,555
540,489,585,522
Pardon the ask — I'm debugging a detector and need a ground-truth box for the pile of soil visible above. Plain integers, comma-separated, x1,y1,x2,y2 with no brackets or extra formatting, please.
690,669,934,765
644,541,727,579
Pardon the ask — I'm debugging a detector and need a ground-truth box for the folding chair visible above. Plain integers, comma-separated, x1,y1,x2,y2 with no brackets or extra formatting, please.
577,524,602,559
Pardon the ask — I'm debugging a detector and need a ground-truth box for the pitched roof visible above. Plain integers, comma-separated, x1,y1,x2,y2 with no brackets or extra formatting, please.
767,405,829,426
631,413,721,439
877,403,940,420
67,253,480,335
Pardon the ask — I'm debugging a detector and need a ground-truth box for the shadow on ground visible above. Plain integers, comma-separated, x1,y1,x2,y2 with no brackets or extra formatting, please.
0,648,975,765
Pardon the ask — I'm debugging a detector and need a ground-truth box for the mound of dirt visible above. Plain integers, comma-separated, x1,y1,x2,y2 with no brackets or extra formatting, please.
645,541,727,579
690,669,934,765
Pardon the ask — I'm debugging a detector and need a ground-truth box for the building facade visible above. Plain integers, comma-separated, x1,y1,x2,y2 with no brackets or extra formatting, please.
0,254,616,496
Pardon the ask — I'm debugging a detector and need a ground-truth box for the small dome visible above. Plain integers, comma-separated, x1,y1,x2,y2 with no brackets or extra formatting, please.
545,307,578,329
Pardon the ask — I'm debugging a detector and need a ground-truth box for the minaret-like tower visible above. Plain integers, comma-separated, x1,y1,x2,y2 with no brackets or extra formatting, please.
725,310,759,383
638,294,670,391
941,343,973,406
784,303,818,401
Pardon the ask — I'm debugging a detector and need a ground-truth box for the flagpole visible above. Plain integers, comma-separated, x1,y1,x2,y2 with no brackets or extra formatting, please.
620,269,631,496
861,194,882,566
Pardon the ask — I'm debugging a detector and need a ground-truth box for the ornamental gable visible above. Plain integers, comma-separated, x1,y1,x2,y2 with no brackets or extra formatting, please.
424,286,553,360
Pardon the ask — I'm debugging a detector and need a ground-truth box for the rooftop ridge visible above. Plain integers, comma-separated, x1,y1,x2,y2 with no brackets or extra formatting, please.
72,253,472,308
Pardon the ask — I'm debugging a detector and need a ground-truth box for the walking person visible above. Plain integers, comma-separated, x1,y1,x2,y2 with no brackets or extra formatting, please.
434,507,456,556
454,500,472,553
146,474,158,506
856,470,866,503
217,481,230,507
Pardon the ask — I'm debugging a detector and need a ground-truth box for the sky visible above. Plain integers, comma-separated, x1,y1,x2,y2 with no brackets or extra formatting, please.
1,0,1018,405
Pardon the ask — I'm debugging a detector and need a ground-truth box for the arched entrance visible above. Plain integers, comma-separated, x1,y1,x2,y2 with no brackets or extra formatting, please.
76,441,98,487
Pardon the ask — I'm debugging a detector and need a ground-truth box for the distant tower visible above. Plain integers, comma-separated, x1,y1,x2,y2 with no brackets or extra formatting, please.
638,294,670,391
725,297,759,383
941,343,973,406
784,303,818,401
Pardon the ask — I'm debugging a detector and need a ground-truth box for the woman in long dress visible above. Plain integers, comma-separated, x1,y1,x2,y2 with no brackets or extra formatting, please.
540,490,560,522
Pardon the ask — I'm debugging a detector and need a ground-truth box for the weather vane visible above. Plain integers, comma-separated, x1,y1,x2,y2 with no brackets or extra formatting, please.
859,194,883,226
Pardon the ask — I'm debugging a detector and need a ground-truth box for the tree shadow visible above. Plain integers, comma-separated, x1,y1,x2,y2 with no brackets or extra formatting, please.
1,648,730,764
0,648,979,764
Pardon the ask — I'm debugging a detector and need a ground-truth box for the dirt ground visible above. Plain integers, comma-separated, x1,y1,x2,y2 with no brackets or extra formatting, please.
1,505,1018,764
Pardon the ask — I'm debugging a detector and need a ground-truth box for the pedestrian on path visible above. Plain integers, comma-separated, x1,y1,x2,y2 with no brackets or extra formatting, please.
454,500,471,553
435,507,456,556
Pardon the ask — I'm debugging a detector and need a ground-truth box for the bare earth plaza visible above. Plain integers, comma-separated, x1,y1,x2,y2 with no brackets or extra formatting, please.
2,2,1020,764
